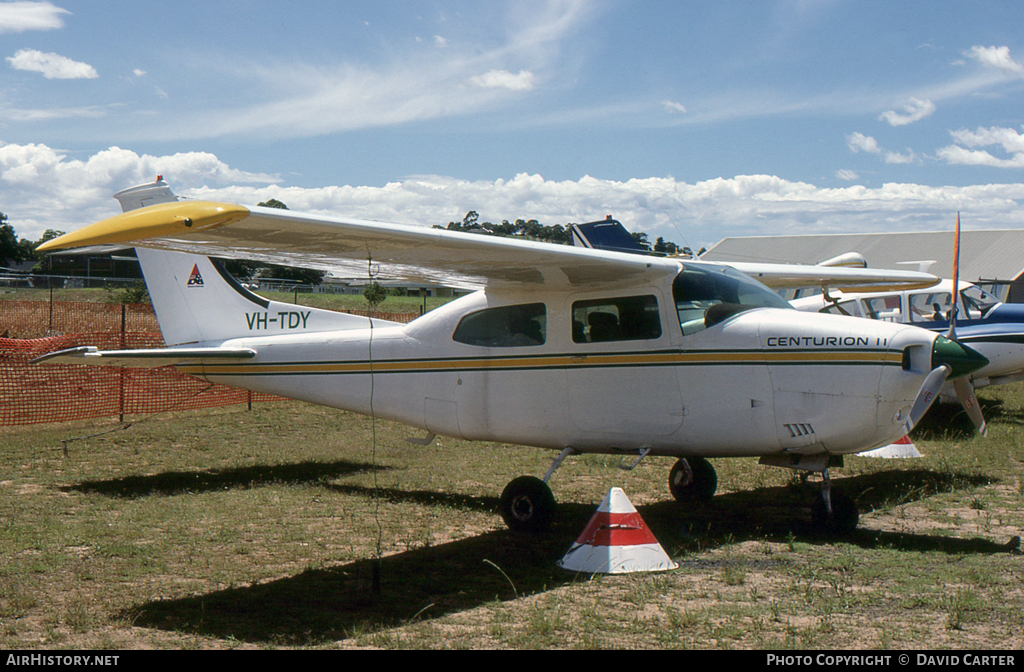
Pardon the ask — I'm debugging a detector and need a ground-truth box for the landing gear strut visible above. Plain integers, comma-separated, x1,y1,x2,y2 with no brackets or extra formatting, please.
668,457,717,502
810,468,858,535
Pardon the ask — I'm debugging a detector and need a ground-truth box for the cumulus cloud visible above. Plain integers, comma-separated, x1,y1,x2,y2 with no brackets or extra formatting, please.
0,143,279,237
661,100,687,114
0,1,68,34
847,133,920,165
847,132,880,154
937,126,1024,168
7,48,97,79
468,69,535,91
965,45,1024,77
4,143,1024,250
883,149,919,165
879,98,935,127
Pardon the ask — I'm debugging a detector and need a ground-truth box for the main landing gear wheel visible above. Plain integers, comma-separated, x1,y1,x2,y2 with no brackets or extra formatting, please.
669,457,717,503
499,476,556,533
811,489,859,536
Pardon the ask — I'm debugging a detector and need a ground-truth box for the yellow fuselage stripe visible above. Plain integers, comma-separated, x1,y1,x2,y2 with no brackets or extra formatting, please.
176,349,902,377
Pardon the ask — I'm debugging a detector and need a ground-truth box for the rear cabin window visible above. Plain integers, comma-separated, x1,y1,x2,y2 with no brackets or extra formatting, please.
452,303,547,347
572,295,662,343
909,292,952,322
862,296,901,321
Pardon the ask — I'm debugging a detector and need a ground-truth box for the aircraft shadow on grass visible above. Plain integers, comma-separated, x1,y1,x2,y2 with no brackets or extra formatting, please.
122,461,1017,645
63,460,384,498
913,394,1024,440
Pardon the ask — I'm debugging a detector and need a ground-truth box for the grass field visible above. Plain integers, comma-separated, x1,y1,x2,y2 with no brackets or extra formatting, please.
0,385,1022,649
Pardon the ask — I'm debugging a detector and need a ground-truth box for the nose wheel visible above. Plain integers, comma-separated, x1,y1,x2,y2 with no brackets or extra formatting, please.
669,457,717,502
499,475,556,532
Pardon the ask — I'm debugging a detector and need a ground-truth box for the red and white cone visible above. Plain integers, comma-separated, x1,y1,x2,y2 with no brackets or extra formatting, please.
558,487,677,574
859,434,923,459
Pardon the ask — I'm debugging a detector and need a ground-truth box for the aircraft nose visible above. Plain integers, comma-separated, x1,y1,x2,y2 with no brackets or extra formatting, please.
931,336,989,378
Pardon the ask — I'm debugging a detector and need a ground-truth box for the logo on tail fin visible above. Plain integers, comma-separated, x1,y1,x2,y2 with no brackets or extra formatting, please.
187,264,204,288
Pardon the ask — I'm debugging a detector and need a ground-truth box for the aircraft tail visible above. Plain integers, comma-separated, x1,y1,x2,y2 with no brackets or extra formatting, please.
136,248,377,346
115,179,379,346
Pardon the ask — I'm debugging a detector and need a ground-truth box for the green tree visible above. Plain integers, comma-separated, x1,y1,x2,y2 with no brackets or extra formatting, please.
362,281,389,310
654,237,680,255
0,213,23,266
631,232,652,251
258,198,289,210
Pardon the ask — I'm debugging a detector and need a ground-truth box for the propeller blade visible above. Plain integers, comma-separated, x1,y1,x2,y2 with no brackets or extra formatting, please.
946,212,961,340
953,376,988,437
905,364,951,433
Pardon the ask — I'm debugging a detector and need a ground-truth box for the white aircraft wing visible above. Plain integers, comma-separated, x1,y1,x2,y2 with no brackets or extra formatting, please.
37,202,679,291
38,200,938,292
725,261,938,292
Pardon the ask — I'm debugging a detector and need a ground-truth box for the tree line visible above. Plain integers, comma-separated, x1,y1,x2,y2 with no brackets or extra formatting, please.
438,211,696,256
0,212,63,269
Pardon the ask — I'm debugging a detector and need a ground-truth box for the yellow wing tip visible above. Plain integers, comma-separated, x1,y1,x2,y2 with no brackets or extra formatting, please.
36,202,250,252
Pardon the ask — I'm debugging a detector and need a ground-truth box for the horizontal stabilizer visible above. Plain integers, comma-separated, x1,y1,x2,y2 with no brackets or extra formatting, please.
32,346,256,368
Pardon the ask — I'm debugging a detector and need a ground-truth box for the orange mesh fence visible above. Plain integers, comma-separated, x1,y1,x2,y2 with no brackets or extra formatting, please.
0,300,420,426
0,333,281,426
0,301,160,338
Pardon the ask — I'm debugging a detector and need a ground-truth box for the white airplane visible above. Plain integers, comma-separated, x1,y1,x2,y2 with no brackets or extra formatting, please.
32,180,988,536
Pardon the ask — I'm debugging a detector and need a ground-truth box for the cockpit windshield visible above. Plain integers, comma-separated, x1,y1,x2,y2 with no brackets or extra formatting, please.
673,264,792,335
960,285,1000,318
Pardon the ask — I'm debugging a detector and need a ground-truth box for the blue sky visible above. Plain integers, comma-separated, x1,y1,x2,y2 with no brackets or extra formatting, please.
3,0,1024,252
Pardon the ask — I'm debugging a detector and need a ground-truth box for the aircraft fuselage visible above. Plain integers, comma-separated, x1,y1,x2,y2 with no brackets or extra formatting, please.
179,282,939,460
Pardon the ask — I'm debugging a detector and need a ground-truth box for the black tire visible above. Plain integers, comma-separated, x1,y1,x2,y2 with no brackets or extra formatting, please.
668,457,717,502
811,489,859,536
499,476,557,532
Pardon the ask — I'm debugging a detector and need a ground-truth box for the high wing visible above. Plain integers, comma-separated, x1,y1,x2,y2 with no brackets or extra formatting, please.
37,200,938,291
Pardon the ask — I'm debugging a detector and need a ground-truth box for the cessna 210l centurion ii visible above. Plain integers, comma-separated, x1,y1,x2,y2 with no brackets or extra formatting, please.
34,181,989,535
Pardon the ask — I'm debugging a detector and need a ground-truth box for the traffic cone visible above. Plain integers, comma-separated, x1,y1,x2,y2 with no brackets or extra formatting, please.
558,487,677,574
859,434,923,459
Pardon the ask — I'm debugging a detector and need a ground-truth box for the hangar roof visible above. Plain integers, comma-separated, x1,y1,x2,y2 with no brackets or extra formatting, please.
701,229,1024,283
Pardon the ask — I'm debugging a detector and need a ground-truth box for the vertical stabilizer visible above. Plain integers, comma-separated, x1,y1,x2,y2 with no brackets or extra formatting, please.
136,248,381,346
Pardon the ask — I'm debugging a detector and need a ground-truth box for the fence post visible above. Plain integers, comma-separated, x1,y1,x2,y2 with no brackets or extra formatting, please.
119,304,126,422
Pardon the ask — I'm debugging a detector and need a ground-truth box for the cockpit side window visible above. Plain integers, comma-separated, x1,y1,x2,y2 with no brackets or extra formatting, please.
673,264,791,336
453,303,546,347
572,295,661,343
819,299,861,317
862,296,901,321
